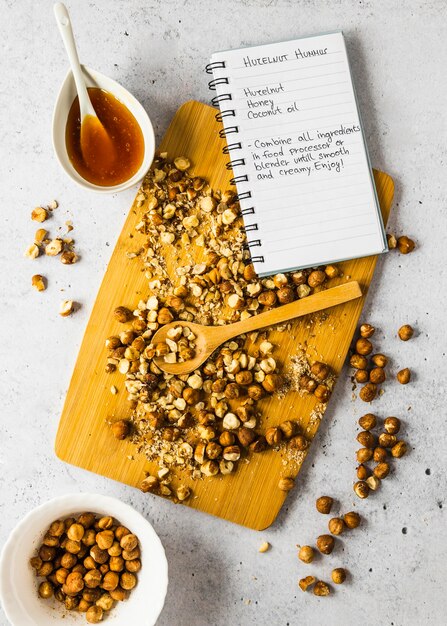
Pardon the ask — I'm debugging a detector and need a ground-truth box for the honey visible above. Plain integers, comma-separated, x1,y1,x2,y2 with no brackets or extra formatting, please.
66,88,144,186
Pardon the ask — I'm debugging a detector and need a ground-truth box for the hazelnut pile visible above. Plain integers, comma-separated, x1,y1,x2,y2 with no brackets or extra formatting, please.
297,496,358,596
30,513,141,623
105,155,339,491
354,412,407,499
24,199,79,316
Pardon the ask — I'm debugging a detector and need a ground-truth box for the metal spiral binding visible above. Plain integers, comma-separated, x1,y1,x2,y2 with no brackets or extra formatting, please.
207,62,265,266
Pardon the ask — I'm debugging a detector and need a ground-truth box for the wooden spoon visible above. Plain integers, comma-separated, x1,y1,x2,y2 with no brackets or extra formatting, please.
54,3,116,170
152,281,362,375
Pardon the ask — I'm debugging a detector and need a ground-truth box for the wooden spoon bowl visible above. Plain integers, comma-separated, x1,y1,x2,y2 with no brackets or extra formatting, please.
152,281,362,375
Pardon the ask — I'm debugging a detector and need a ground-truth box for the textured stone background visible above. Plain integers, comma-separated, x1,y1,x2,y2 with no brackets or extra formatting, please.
1,1,446,624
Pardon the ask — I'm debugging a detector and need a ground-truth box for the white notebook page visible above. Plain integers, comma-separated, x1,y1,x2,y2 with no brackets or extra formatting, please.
210,32,387,276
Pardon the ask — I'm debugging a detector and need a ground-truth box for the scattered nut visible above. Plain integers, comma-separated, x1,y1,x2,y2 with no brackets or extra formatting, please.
32,206,49,222
391,440,408,458
299,575,316,592
358,413,377,430
258,542,270,553
398,324,414,341
359,383,377,402
328,517,345,536
384,417,401,435
313,580,330,596
343,511,361,529
32,274,46,292
397,368,411,384
111,420,130,440
316,496,333,515
298,545,314,564
316,534,335,555
59,300,74,317
25,243,40,259
397,236,415,254
353,480,370,499
278,477,295,492
331,568,347,584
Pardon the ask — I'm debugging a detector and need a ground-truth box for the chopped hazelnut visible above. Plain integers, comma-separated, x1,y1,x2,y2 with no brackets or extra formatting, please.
59,300,74,317
387,233,397,248
299,575,316,592
32,206,49,222
61,250,78,264
24,243,40,259
32,274,46,291
45,238,63,256
313,580,331,596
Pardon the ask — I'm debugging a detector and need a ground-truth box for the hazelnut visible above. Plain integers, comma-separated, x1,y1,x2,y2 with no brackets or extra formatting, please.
205,441,222,460
120,534,138,552
122,546,140,561
373,447,388,462
265,427,283,446
38,581,53,599
328,517,345,536
289,435,308,451
356,448,373,463
391,441,408,458
359,383,377,402
356,338,373,355
298,545,314,563
360,323,375,338
39,545,56,561
97,516,113,530
316,535,335,555
86,605,104,623
384,417,401,435
247,384,265,400
65,571,84,595
331,568,347,584
61,250,78,264
114,306,132,323
397,368,411,384
378,433,397,448
84,569,102,588
314,384,330,402
358,413,377,430
369,367,386,384
357,430,375,448
78,599,92,612
109,556,125,572
114,527,130,542
374,462,390,479
308,270,326,288
219,431,235,447
357,464,369,480
299,575,316,592
354,369,369,384
398,324,414,341
249,437,267,453
65,596,80,610
243,264,257,280
223,445,241,462
140,475,159,493
102,571,120,591
353,480,370,499
313,580,331,596
279,420,297,439
96,530,114,551
235,370,253,386
262,373,283,393
32,274,46,291
120,572,137,590
30,556,43,570
291,270,308,285
316,496,333,514
109,586,129,601
276,286,295,304
343,511,361,529
299,375,318,393
125,559,141,573
61,552,77,569
49,519,66,537
366,475,381,491
90,545,109,564
111,420,131,440
278,477,295,492
258,290,277,307
183,387,200,405
325,264,339,278
350,354,368,369
96,593,114,611
310,361,330,381
371,353,388,368
397,235,415,254
237,427,256,447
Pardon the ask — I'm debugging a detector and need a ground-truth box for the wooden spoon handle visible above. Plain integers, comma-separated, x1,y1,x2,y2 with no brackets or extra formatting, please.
221,281,362,341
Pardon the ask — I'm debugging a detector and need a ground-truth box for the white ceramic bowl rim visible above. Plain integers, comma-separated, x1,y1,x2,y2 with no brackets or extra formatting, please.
52,66,156,193
0,493,168,626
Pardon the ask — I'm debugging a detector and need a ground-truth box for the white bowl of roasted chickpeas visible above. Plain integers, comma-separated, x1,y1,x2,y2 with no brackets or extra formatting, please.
0,493,168,625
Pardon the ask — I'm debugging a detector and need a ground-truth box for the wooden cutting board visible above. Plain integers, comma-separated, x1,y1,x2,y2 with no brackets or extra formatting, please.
55,100,394,530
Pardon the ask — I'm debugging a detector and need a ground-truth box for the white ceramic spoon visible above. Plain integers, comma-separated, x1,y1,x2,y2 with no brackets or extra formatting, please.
53,2,115,168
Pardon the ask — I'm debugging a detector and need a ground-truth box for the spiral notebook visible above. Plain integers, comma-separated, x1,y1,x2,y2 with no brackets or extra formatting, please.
206,31,387,277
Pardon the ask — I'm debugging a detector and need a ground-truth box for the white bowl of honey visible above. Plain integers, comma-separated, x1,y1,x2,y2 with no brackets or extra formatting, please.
52,66,155,192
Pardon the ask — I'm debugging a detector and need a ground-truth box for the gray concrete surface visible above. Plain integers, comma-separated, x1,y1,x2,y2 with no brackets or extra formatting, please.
1,1,446,624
